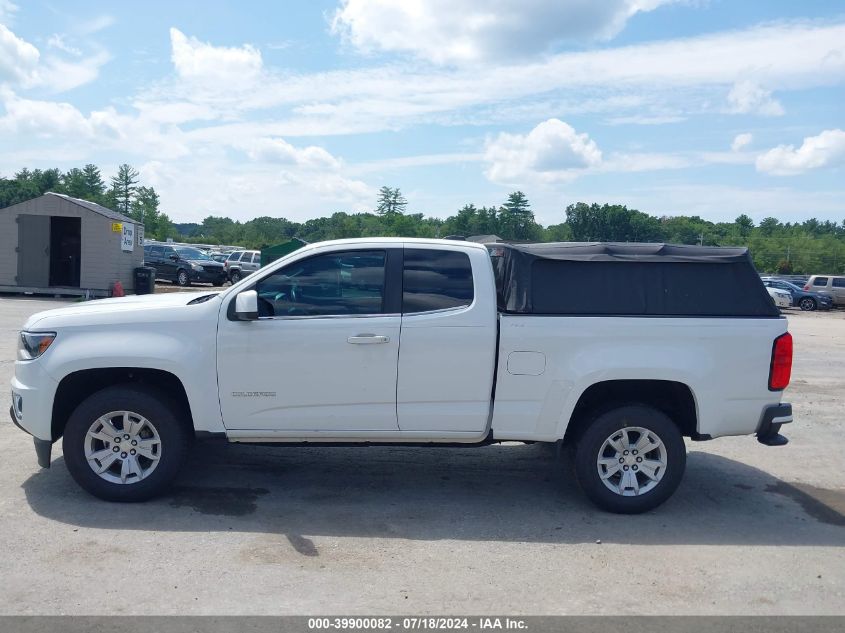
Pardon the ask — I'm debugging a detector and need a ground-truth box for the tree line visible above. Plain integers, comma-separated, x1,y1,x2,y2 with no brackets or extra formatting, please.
2,167,844,274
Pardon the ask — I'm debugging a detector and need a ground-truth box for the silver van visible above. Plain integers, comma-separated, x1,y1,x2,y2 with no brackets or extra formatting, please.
804,275,845,306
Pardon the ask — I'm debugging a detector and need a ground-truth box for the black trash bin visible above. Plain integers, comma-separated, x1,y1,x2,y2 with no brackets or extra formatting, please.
134,266,156,295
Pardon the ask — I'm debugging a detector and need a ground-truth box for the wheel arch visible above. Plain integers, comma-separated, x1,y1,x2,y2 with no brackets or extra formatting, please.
562,379,698,446
51,367,194,441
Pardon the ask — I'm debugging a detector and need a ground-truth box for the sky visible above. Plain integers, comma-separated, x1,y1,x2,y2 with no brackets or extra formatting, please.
1,0,844,226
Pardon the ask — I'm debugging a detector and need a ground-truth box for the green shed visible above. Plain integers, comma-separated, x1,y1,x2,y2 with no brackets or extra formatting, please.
260,238,308,266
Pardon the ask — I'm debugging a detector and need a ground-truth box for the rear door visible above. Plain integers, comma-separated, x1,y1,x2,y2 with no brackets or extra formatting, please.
396,245,497,434
16,215,50,287
832,277,845,305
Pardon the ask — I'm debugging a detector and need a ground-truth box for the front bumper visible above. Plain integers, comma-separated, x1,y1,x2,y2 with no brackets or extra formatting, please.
757,402,792,446
9,406,52,468
190,268,227,283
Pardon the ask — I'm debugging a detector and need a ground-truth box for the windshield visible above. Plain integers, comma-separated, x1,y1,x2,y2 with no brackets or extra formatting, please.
175,247,211,261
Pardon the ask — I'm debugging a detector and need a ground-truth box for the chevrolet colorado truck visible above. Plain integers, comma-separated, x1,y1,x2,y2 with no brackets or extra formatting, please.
10,238,793,513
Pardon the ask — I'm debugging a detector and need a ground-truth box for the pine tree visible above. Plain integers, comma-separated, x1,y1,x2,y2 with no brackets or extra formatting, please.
110,164,139,214
375,186,408,215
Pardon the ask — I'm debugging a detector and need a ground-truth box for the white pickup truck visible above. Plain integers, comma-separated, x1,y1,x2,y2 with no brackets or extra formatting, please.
10,238,793,513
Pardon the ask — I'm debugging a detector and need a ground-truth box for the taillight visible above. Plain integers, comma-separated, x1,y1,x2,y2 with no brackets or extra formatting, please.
769,332,793,391
803,285,810,291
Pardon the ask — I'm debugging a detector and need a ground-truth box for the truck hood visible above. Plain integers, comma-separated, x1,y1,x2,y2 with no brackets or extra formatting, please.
24,292,223,330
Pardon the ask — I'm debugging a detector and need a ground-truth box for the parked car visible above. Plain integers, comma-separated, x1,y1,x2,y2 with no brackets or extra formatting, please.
11,239,792,514
804,275,845,306
766,286,792,308
761,277,832,311
208,252,229,264
143,244,227,287
224,250,261,282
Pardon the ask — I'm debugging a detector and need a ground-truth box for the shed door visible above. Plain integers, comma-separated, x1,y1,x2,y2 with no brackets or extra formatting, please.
16,215,50,287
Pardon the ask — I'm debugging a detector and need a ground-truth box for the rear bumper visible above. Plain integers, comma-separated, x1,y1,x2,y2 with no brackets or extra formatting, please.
757,402,792,446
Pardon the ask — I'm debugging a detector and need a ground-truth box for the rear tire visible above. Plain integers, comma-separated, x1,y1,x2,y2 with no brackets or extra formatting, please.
573,404,686,514
799,297,816,311
62,385,190,502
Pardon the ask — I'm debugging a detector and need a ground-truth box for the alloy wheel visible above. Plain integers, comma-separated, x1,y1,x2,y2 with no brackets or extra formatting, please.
84,411,162,484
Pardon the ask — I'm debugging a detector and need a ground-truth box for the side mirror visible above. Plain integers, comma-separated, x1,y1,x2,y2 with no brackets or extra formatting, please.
234,290,259,321
169,254,179,261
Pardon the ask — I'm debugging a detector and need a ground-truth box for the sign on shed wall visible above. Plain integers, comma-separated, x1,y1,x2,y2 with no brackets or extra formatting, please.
121,224,135,252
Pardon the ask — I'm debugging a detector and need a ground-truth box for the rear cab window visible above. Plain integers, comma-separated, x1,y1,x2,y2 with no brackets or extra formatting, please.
402,248,474,313
813,277,829,287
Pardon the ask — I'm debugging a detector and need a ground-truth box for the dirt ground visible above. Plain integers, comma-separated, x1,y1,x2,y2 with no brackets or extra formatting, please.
0,296,842,615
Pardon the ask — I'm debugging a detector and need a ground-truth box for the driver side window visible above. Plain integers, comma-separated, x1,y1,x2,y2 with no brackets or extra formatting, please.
255,250,386,317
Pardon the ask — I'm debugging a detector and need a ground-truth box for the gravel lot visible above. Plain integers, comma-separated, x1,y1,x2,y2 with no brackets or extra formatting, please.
0,296,842,615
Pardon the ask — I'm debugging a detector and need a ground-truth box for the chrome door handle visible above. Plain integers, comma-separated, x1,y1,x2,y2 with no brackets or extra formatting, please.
347,334,390,344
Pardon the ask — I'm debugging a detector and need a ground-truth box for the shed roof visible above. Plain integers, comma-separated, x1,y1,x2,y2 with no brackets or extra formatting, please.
44,192,137,225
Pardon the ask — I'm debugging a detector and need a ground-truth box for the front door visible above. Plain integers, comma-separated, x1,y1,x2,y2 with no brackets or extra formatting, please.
16,215,50,287
218,248,402,432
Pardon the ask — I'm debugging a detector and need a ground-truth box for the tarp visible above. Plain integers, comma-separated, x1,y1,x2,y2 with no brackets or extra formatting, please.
486,242,779,317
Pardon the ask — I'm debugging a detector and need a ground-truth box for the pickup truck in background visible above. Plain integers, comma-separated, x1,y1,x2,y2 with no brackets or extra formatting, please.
10,238,793,513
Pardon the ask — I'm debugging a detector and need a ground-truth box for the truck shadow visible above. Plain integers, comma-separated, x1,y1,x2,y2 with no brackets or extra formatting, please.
20,441,845,547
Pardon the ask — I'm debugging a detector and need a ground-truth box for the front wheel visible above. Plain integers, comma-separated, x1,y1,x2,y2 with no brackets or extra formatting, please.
176,269,191,286
62,385,190,501
799,297,816,311
230,270,242,283
573,405,686,514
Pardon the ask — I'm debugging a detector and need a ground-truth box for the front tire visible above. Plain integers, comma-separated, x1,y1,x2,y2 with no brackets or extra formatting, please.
62,385,190,502
799,297,816,311
230,270,242,283
176,269,191,286
573,405,686,514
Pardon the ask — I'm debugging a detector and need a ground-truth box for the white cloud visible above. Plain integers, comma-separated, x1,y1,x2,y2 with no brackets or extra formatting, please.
47,34,82,57
75,14,115,36
0,23,39,84
170,28,262,88
756,129,845,176
731,132,752,152
0,92,121,139
0,0,18,22
140,20,845,138
483,118,602,184
727,80,784,116
331,0,678,64
0,22,108,92
245,137,342,169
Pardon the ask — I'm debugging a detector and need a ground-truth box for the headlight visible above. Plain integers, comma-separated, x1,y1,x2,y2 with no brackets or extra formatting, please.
18,332,57,360
190,263,203,271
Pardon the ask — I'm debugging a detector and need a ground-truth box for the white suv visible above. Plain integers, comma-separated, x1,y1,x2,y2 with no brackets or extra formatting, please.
224,250,261,283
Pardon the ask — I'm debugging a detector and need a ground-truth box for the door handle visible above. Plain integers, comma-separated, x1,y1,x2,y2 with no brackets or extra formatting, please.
347,334,390,344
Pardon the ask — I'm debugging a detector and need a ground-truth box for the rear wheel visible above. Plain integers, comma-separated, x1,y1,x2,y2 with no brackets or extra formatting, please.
573,405,686,513
799,297,816,311
62,385,190,502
